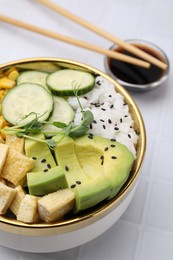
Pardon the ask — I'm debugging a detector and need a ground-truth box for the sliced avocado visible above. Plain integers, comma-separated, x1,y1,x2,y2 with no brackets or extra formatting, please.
25,133,56,172
93,135,134,199
74,179,110,212
74,135,112,210
27,166,68,196
53,135,111,212
53,135,89,186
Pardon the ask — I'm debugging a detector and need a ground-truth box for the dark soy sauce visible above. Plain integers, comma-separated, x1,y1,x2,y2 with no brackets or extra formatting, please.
108,44,165,85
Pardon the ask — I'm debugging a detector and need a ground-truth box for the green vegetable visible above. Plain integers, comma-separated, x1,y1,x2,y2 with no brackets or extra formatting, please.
0,85,94,149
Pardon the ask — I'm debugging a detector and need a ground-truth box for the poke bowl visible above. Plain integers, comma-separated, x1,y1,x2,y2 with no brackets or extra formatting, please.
0,58,146,253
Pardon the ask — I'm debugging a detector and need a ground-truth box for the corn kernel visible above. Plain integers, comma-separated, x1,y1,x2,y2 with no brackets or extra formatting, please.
8,70,19,81
0,77,16,89
5,67,16,76
0,116,10,129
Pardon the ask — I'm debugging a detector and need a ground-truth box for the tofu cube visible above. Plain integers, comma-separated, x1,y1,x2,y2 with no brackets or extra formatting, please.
1,148,34,186
0,182,17,214
10,185,25,216
17,194,39,223
5,135,24,154
0,143,8,174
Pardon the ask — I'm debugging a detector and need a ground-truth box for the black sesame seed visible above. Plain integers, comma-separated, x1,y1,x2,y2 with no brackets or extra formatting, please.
124,115,128,118
110,138,116,142
44,169,48,172
103,125,106,129
120,118,123,123
100,155,104,160
93,120,97,124
110,105,114,109
101,108,106,111
76,181,81,185
108,119,112,124
101,160,104,165
88,135,93,139
71,184,76,189
97,80,101,85
100,119,104,122
32,157,37,160
95,103,100,107
110,144,116,147
47,164,51,169
84,96,88,100
104,147,109,151
88,132,93,136
41,159,46,163
111,156,117,159
128,134,131,138
90,124,93,129
114,127,119,131
109,95,112,97
65,166,69,171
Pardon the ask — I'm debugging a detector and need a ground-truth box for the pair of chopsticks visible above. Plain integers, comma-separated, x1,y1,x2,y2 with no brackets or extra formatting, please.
0,0,167,70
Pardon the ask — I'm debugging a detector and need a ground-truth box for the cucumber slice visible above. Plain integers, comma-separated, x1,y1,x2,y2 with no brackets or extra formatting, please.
17,71,49,89
47,69,95,96
2,83,53,125
43,96,75,136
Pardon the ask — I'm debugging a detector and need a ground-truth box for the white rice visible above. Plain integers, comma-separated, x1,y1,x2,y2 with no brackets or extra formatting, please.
68,76,138,157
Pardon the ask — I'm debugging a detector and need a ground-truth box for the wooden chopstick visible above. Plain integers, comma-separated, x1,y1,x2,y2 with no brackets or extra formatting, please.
0,15,150,68
36,0,167,70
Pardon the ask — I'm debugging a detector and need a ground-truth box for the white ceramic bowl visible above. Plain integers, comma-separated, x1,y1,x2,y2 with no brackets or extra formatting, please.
0,58,146,253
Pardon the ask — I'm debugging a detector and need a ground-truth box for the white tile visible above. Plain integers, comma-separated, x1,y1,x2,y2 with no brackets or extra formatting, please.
99,1,144,31
152,137,173,183
122,177,149,223
132,88,166,135
140,133,156,178
137,228,173,260
145,181,173,231
139,4,173,35
162,100,173,139
79,220,139,260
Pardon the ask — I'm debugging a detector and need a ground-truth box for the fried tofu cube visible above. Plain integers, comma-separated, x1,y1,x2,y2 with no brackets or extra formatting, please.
17,194,39,223
5,135,24,154
0,143,8,174
10,185,25,216
1,148,34,186
38,189,75,222
0,182,17,214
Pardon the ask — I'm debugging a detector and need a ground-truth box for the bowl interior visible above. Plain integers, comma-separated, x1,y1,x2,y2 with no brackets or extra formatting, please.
0,58,146,235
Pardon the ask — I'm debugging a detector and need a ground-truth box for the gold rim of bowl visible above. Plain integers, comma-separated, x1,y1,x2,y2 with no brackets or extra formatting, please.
0,57,146,236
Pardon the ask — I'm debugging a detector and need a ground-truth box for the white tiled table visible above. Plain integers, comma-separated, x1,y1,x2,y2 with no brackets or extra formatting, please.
0,0,173,259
